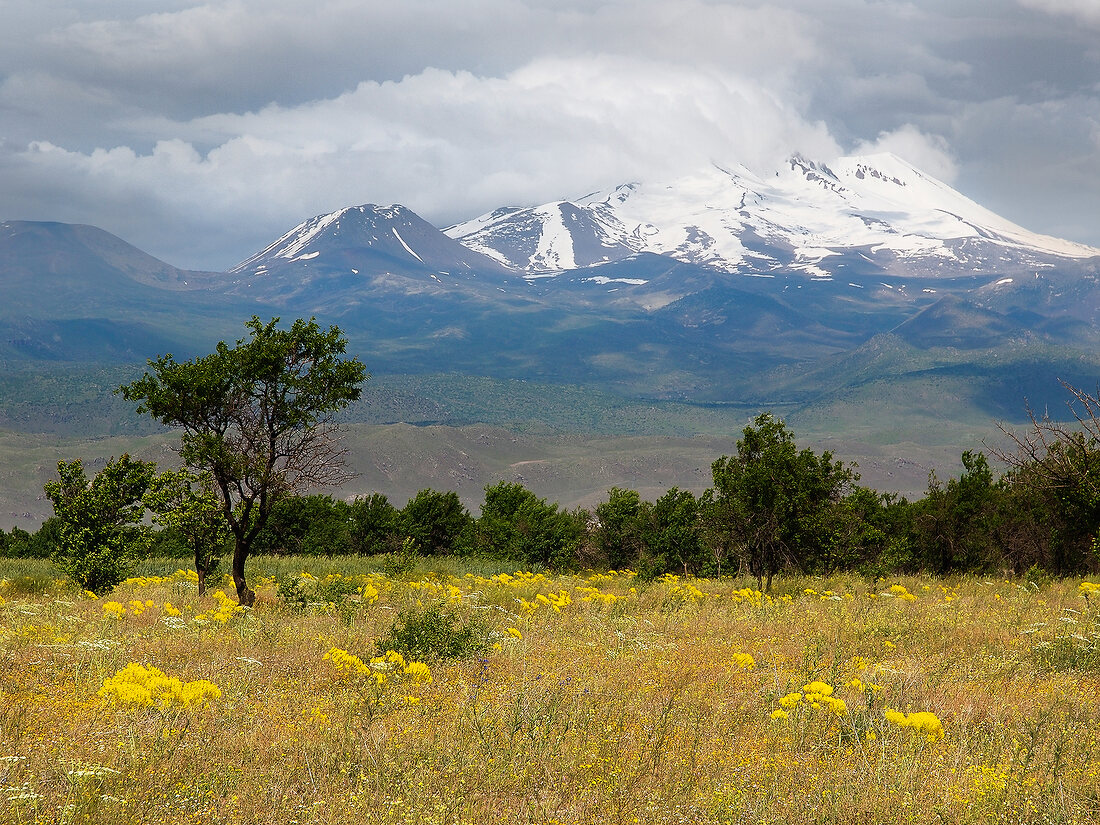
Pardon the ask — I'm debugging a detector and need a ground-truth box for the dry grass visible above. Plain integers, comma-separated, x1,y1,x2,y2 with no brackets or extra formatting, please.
2,561,1100,824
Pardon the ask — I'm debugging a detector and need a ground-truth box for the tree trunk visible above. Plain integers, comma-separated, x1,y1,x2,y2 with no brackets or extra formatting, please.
232,539,255,606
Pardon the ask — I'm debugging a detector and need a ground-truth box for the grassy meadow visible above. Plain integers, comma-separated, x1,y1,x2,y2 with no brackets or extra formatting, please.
2,558,1100,824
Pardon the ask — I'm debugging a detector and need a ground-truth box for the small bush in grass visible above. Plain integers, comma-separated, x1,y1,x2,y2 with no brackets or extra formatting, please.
375,602,489,662
379,537,420,577
277,572,361,610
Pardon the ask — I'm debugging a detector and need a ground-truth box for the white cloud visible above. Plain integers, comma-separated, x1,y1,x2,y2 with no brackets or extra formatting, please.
1018,0,1100,28
4,55,841,268
853,125,958,183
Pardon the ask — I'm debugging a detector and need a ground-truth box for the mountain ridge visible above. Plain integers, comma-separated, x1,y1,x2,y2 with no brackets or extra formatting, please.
445,152,1099,279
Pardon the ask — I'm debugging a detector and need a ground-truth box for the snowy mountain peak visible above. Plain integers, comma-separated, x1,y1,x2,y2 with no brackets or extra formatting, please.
446,154,1099,278
228,202,511,299
230,204,420,273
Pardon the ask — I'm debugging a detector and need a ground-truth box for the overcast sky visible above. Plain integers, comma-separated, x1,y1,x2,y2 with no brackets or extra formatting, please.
2,0,1098,270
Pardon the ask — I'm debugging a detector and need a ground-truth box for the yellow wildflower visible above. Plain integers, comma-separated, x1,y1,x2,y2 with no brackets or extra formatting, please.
324,647,369,676
778,692,803,709
98,663,220,710
402,660,432,685
884,708,944,742
731,652,755,671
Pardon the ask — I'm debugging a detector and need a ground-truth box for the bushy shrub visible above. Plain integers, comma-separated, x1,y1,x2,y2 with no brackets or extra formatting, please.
379,537,420,577
375,602,488,662
277,572,361,610
44,455,156,595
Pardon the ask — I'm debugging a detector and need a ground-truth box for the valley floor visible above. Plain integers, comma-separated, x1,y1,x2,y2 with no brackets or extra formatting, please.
3,559,1097,824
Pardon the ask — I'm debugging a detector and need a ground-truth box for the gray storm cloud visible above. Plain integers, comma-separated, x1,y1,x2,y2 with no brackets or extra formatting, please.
1,0,1097,270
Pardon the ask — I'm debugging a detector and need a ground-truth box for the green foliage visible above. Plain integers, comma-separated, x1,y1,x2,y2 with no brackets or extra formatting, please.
911,451,1003,574
348,493,401,556
118,316,367,605
401,489,473,556
592,487,645,570
708,413,857,590
144,468,230,592
639,487,705,579
43,454,157,594
375,602,489,662
475,481,584,568
379,537,421,577
0,526,35,558
253,494,352,556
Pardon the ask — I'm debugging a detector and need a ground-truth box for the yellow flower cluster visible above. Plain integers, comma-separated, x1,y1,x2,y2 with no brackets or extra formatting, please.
323,647,369,676
98,663,221,710
884,708,944,741
367,650,433,698
575,585,622,606
360,581,380,604
535,590,573,612
771,681,847,718
1079,581,1100,599
324,648,432,690
730,588,770,607
489,571,549,587
731,652,755,671
662,574,709,602
102,601,127,619
407,579,464,602
887,584,918,602
194,591,243,625
121,575,170,588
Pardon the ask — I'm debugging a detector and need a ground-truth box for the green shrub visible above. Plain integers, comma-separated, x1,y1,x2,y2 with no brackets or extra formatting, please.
375,602,488,662
379,537,420,577
277,572,361,610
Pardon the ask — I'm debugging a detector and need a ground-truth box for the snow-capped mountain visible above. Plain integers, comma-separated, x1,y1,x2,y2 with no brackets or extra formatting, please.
445,153,1099,279
228,204,510,298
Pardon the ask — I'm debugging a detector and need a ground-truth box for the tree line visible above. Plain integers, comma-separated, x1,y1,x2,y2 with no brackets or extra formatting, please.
7,406,1100,593
4,316,1099,598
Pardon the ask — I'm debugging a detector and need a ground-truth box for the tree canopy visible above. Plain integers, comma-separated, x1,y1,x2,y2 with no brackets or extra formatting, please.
119,316,367,604
44,454,157,595
709,413,857,590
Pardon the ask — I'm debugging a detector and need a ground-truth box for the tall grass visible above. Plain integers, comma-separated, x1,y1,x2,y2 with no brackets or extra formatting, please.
2,561,1099,824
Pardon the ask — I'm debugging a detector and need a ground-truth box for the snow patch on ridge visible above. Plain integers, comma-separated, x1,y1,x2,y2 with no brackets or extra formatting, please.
391,228,423,262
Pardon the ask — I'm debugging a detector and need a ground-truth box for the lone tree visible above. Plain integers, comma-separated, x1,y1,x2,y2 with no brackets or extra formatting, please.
120,316,367,605
709,413,856,590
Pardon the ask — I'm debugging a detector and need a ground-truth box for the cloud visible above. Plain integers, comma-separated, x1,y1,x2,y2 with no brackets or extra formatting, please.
1018,0,1100,28
2,1,1099,266
3,55,841,269
854,126,958,183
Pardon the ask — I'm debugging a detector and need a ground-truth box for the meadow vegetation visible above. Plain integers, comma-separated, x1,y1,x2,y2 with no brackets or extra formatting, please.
2,559,1100,824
